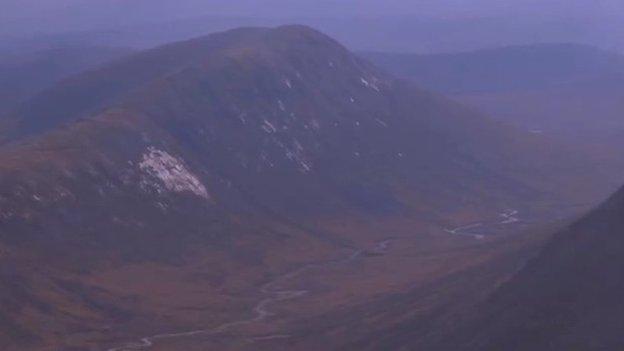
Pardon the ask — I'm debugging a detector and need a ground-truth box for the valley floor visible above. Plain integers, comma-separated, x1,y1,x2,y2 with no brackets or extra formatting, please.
95,208,565,351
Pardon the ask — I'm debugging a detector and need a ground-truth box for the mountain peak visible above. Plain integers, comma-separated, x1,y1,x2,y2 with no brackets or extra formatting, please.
3,24,370,140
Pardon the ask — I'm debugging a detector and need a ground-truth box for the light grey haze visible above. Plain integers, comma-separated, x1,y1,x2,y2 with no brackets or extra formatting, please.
1,0,623,53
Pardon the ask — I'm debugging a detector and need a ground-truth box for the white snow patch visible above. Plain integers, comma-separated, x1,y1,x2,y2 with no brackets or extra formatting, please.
156,202,169,212
294,140,304,152
139,147,209,199
300,161,311,172
360,77,381,92
52,186,74,201
0,210,15,220
276,140,312,173
262,120,278,133
375,118,388,127
500,209,520,224
259,151,276,170
310,119,321,130
238,112,247,125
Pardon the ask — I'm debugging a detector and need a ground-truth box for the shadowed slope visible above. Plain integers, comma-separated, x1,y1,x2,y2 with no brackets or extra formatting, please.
455,186,624,350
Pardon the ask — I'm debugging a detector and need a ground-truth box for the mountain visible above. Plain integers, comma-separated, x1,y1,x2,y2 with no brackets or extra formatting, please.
365,44,624,143
365,44,624,181
451,185,624,350
363,44,624,94
0,45,134,115
0,26,615,350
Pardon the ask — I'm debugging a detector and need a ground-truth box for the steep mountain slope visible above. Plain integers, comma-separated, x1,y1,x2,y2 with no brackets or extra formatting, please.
0,26,615,349
0,46,134,115
433,185,624,350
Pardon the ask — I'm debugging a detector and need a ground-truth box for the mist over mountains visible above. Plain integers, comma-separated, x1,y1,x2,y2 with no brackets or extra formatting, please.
2,2,624,351
2,0,624,53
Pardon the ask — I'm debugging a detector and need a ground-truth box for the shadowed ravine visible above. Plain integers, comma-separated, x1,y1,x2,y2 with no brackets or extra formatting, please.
105,240,395,351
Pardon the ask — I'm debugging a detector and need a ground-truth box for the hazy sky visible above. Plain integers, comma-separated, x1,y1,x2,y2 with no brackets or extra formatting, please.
2,1,623,52
4,0,623,21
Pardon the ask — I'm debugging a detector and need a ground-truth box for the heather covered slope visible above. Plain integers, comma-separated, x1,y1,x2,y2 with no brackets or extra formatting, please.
0,26,615,349
0,25,559,252
1,27,613,213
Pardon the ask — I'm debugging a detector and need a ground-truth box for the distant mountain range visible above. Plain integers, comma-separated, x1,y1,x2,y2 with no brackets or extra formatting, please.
3,13,623,55
365,44,624,181
364,44,624,94
0,45,134,115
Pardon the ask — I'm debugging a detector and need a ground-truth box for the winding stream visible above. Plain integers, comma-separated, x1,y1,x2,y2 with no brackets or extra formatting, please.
106,208,519,350
445,209,520,239
106,240,392,351
105,208,521,350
